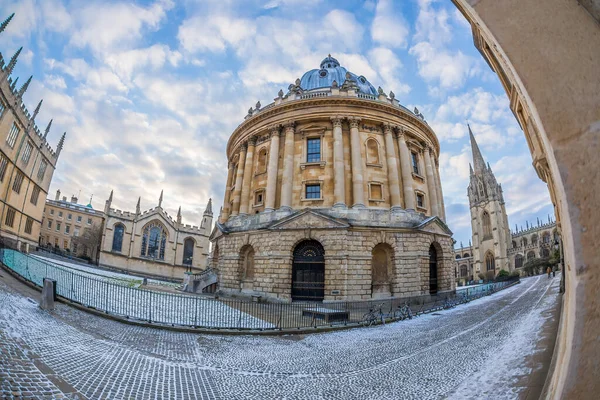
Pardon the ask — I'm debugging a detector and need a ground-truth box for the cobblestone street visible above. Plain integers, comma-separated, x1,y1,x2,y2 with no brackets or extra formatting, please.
0,271,560,399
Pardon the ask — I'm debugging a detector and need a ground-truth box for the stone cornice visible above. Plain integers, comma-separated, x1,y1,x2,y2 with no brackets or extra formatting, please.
226,97,440,157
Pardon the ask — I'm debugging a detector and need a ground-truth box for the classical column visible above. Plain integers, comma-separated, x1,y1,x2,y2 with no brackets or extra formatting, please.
396,127,415,210
348,117,365,208
424,146,440,217
383,123,402,210
220,161,235,222
280,121,295,210
264,125,281,212
434,158,446,221
239,136,257,215
230,144,247,216
331,116,346,208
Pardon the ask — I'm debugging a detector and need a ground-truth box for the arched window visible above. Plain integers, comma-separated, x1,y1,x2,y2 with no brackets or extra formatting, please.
522,237,528,246
527,251,536,260
183,238,195,266
366,138,380,165
112,224,124,252
256,148,268,174
485,252,495,271
371,243,393,297
460,265,468,277
482,211,492,239
455,254,461,259
532,234,538,245
542,232,551,244
515,254,524,268
463,253,470,258
140,221,167,260
429,244,438,294
512,240,517,248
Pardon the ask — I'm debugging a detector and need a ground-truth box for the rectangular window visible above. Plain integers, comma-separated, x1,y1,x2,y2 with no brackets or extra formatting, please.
63,240,68,249
305,184,321,199
50,209,54,215
67,213,72,220
30,186,41,205
24,218,33,234
6,122,20,148
48,219,52,228
73,227,79,237
87,218,92,225
12,171,24,194
65,225,70,234
411,152,420,174
5,208,16,227
0,101,5,117
370,183,383,200
416,193,424,209
21,142,33,164
58,211,63,218
306,138,321,163
77,215,82,223
254,190,264,206
54,238,58,246
0,153,9,182
37,160,48,181
56,222,61,231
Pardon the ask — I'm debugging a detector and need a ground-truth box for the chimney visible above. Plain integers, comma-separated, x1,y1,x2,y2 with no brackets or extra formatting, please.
71,195,77,203
55,189,61,201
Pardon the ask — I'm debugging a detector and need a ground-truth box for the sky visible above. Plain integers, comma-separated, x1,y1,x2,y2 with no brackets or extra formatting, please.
0,0,554,246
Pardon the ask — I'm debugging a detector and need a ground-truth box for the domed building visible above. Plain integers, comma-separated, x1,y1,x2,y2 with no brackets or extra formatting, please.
210,56,454,302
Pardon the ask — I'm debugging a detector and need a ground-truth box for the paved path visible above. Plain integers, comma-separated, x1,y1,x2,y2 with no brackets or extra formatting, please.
0,271,560,399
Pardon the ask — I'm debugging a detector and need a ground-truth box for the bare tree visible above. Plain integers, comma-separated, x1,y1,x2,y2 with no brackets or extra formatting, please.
71,223,103,264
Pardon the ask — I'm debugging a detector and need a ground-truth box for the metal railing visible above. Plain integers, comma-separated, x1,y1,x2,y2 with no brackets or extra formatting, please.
0,248,520,332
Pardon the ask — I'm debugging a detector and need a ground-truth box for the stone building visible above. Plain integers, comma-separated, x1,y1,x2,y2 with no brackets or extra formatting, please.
211,55,454,302
40,190,105,260
0,14,64,252
99,191,213,280
465,126,512,278
508,217,558,270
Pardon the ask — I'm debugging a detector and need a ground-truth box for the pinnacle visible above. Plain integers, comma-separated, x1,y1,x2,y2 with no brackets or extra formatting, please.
468,124,487,174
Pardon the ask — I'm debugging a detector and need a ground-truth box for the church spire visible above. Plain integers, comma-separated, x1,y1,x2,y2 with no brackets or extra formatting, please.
177,206,182,224
468,124,486,174
204,198,213,216
136,197,141,215
158,190,163,207
0,13,14,34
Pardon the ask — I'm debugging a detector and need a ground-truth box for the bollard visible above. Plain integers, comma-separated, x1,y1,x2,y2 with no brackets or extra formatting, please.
40,278,56,310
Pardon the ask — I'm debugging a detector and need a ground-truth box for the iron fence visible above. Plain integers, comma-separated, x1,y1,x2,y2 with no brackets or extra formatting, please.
0,248,520,331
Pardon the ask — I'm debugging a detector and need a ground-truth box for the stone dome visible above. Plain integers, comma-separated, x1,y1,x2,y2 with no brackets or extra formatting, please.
299,55,378,96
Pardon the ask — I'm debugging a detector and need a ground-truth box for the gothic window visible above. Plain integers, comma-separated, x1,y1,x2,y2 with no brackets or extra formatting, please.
140,221,167,260
532,234,538,245
0,153,8,182
112,224,124,253
542,232,551,244
256,148,268,174
37,160,48,181
12,171,24,194
306,138,321,162
456,254,461,260
522,237,528,246
479,182,484,196
463,253,470,258
485,252,495,271
482,211,492,239
512,240,517,248
21,142,33,164
183,238,194,266
460,265,468,277
411,152,420,174
527,251,536,260
515,254,524,269
366,138,380,165
6,122,20,148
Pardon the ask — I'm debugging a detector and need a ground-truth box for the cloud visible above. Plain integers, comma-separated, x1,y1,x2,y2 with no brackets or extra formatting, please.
178,15,256,53
371,0,410,48
409,42,477,90
368,47,410,95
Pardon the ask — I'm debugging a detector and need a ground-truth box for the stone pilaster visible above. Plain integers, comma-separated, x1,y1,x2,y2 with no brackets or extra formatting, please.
265,125,281,212
230,144,247,216
434,158,446,221
424,146,440,217
331,116,346,208
220,161,235,222
348,116,365,208
383,123,401,210
239,136,257,215
396,127,415,210
280,121,295,210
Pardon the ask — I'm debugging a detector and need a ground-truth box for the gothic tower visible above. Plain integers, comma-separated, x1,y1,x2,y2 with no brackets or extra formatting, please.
467,125,512,277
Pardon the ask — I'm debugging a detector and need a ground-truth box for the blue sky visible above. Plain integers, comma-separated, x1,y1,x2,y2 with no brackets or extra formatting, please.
0,0,554,246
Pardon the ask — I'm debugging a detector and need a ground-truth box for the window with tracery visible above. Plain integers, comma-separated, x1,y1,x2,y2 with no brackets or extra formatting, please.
482,211,492,239
485,252,495,271
140,222,167,260
112,224,124,252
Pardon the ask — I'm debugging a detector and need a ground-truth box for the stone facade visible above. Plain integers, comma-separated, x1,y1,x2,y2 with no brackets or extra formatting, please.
508,219,557,270
0,14,64,252
99,191,213,280
40,190,105,260
212,56,454,302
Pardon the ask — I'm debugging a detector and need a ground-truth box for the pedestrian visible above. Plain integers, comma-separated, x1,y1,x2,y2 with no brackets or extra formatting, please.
547,266,552,279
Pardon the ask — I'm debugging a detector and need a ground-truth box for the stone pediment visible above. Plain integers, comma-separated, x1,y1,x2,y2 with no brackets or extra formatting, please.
269,209,349,230
415,216,453,236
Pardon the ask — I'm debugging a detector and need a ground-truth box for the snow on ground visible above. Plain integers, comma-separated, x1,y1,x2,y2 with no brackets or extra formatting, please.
0,272,560,399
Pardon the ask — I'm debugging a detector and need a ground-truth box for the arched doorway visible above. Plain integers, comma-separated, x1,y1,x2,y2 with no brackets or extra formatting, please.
429,244,438,295
371,243,393,298
292,240,325,301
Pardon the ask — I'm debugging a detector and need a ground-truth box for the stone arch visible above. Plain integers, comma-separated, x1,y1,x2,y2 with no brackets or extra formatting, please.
455,254,461,259
532,234,538,245
365,137,381,165
463,252,470,258
140,220,168,260
256,147,268,174
522,237,528,247
428,242,442,295
542,231,551,244
239,244,256,291
371,243,393,298
291,239,325,301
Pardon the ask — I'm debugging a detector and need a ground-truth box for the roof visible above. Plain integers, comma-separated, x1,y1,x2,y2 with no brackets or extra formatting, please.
299,55,378,96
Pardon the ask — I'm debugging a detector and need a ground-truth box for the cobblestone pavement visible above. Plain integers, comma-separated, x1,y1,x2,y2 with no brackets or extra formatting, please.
0,272,560,400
